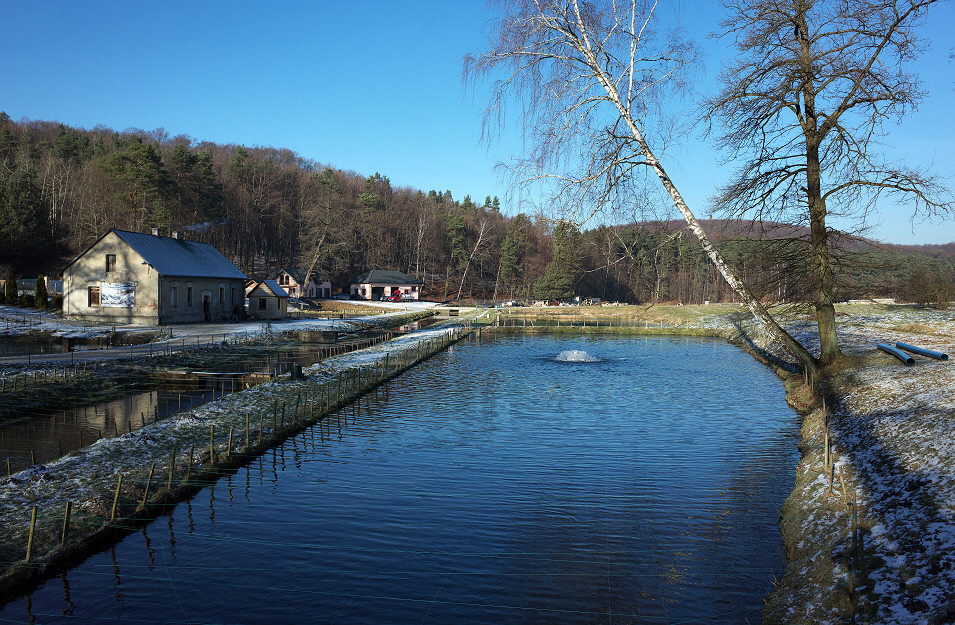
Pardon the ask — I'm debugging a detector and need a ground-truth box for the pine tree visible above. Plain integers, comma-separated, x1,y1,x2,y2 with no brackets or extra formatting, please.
5,274,18,306
34,275,47,309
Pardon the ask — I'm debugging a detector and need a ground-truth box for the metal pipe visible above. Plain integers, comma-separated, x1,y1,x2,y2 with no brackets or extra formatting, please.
895,342,949,361
877,343,915,365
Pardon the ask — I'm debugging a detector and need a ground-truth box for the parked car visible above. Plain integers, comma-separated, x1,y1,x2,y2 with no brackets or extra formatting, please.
333,293,351,300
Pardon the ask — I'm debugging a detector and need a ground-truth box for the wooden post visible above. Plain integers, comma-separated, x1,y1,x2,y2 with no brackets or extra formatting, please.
167,448,176,492
209,425,216,465
186,446,194,483
61,501,72,546
5,458,10,477
824,428,830,469
110,476,123,522
245,414,250,450
226,427,234,458
25,506,38,563
258,412,264,443
30,450,36,466
141,463,155,508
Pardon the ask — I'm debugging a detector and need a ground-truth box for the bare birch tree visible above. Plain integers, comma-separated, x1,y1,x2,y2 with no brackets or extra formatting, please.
706,0,952,365
466,0,818,370
457,219,491,301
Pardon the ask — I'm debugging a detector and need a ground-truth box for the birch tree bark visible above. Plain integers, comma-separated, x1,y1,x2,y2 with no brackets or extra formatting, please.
466,0,819,370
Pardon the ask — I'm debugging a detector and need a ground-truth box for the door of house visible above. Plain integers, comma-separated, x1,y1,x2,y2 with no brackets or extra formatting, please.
202,293,211,322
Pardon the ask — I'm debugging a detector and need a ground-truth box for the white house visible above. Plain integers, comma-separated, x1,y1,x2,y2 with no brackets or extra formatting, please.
269,267,332,299
350,270,422,301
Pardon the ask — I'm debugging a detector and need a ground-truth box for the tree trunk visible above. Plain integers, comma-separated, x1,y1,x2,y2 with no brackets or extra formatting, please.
806,145,841,365
649,155,819,372
594,58,819,370
798,7,842,367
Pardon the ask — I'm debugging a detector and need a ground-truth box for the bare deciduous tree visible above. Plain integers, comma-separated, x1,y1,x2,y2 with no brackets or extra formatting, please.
457,219,491,301
466,0,818,370
706,0,952,365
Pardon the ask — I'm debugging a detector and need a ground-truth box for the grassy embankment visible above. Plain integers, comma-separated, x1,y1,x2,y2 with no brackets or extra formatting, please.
762,304,955,624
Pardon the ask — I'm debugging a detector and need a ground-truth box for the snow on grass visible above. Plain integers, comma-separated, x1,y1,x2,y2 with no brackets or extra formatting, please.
753,304,955,624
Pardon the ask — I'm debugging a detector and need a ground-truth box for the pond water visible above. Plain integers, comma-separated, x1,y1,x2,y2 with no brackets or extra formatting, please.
0,334,800,624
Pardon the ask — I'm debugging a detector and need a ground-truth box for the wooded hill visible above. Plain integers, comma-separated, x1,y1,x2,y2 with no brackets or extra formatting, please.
0,114,951,305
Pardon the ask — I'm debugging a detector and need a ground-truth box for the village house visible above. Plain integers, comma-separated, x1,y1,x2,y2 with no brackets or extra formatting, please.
350,270,423,301
246,279,289,319
62,229,247,325
268,267,332,299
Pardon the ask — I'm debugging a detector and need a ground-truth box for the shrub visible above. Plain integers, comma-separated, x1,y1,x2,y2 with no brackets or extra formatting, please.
51,294,63,310
34,275,47,309
19,294,34,307
0,290,5,305
4,275,16,306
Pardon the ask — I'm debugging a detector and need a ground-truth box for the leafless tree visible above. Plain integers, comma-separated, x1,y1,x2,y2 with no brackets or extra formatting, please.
466,0,818,369
706,0,952,365
457,219,491,301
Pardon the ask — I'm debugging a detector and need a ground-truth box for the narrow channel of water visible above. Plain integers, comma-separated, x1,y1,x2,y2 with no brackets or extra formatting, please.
1,330,414,472
0,334,800,624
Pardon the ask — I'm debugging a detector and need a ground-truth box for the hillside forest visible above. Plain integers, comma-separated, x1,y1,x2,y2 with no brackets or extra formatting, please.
1,114,952,305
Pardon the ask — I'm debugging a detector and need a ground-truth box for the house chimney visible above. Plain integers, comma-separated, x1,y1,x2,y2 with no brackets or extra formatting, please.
152,227,159,236
172,231,178,239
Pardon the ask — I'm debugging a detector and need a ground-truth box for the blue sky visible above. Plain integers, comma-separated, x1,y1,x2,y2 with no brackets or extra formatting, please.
3,1,953,244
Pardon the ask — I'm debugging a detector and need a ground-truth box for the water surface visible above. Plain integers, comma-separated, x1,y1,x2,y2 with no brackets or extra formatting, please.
1,334,799,624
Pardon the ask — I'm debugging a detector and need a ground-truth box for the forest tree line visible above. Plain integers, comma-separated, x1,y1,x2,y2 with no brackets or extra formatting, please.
0,114,951,306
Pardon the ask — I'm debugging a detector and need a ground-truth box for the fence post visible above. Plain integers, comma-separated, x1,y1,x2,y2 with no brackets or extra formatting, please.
209,425,216,465
186,446,194,483
61,501,73,546
167,447,176,492
25,506,38,563
141,464,155,508
110,476,123,522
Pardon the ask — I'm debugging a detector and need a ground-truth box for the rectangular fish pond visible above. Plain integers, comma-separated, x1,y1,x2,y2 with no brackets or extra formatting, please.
0,333,801,624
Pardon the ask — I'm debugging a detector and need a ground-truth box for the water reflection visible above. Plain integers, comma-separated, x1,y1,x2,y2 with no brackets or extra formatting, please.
0,341,364,473
0,334,799,624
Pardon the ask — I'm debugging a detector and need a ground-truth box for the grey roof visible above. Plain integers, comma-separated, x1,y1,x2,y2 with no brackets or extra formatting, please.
352,270,422,285
111,230,247,279
250,280,289,298
269,266,327,284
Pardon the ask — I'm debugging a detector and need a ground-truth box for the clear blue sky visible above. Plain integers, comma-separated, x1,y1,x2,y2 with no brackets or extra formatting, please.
3,1,953,244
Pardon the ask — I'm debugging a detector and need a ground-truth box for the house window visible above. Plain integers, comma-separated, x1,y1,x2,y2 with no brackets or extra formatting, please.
258,298,267,310
187,286,193,307
170,286,178,308
88,286,100,307
105,254,116,273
